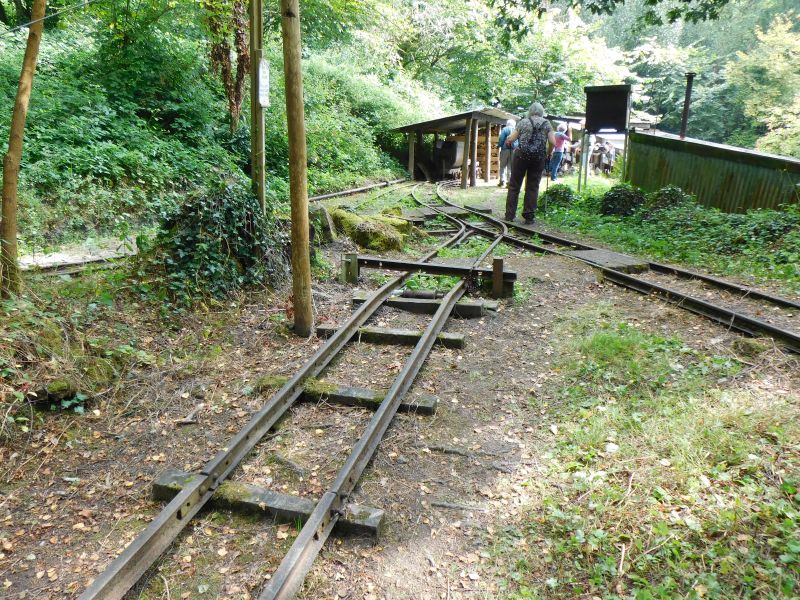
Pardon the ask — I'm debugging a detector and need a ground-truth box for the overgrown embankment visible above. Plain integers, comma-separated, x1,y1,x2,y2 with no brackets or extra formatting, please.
0,30,440,253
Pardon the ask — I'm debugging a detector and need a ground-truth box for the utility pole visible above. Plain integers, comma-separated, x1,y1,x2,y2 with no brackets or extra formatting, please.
280,0,313,337
1,0,46,298
249,0,266,212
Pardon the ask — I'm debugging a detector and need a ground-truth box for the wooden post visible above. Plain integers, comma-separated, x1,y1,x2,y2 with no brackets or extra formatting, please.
621,131,629,181
407,133,415,179
1,0,46,298
495,125,501,180
341,252,359,284
577,131,588,193
249,0,266,212
469,119,478,187
583,133,591,189
483,121,490,183
280,0,313,337
492,257,504,299
460,118,472,189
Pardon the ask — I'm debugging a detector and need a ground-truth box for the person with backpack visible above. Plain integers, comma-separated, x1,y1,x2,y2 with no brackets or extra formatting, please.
503,102,556,224
497,119,518,187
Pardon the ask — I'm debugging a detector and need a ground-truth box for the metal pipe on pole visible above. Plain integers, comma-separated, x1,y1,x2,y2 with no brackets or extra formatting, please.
280,0,313,337
249,0,266,212
679,72,696,140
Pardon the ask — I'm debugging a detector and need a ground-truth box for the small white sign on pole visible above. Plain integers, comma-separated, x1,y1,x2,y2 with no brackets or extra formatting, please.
258,59,270,108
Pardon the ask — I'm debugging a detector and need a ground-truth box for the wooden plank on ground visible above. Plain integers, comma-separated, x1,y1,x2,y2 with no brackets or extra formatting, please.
564,249,649,273
153,470,384,537
316,324,465,349
352,291,497,317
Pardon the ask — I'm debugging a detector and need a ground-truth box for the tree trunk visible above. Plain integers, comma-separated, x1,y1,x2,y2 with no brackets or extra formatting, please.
1,0,46,298
280,0,313,337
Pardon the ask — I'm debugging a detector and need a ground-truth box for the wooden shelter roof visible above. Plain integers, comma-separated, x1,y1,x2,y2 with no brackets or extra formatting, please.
392,107,519,134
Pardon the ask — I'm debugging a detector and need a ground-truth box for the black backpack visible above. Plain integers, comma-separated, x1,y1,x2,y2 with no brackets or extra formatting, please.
517,117,548,162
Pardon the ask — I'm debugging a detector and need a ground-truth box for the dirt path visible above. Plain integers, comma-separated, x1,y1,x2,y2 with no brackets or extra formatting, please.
19,237,137,271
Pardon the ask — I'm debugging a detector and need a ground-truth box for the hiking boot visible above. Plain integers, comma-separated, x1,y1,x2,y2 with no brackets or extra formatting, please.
497,181,505,187
523,218,535,225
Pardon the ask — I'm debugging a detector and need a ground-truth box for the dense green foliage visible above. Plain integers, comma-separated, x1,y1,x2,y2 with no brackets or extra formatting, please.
540,183,578,209
541,182,800,290
589,0,800,155
132,178,287,304
599,183,646,217
0,21,436,252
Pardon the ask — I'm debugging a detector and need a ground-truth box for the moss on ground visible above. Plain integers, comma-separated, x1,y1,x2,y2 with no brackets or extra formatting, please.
252,374,290,393
214,481,257,508
303,378,339,398
329,208,406,251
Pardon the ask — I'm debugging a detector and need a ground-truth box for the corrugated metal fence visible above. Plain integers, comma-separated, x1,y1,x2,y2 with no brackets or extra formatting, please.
627,131,800,212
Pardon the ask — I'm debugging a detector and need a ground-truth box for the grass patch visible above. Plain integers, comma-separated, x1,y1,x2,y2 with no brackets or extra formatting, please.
438,237,514,259
405,274,460,291
539,180,800,292
493,305,800,598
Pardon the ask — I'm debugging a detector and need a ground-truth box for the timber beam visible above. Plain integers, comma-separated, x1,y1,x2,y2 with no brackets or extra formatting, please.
153,470,384,538
316,324,465,349
352,292,498,318
356,256,516,282
253,375,438,414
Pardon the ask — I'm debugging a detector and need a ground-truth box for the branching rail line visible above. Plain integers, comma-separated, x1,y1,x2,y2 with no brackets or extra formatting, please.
79,183,506,599
435,180,800,353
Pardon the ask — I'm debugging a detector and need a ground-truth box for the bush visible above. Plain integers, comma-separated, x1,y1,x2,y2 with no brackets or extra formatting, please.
600,183,646,217
132,178,288,304
541,184,578,210
645,185,694,211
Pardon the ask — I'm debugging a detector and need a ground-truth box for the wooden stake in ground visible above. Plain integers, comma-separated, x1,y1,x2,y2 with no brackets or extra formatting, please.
280,0,313,336
1,0,46,298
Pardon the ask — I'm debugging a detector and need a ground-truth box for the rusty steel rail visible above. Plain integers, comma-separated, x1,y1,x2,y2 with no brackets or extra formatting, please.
309,178,408,202
260,282,465,599
435,182,800,353
79,205,467,600
258,183,499,598
479,199,800,311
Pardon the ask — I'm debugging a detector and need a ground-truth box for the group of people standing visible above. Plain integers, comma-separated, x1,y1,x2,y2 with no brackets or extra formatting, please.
495,101,617,225
496,102,565,225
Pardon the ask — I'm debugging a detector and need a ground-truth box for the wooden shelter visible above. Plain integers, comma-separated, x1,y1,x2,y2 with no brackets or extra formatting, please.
392,108,519,189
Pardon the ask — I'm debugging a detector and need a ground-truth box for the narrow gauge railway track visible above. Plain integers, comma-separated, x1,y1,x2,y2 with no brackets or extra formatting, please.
28,181,411,278
434,181,800,353
79,185,505,599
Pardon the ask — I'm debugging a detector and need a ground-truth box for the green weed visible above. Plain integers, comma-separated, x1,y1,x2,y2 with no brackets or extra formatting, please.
492,306,799,598
405,274,460,291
